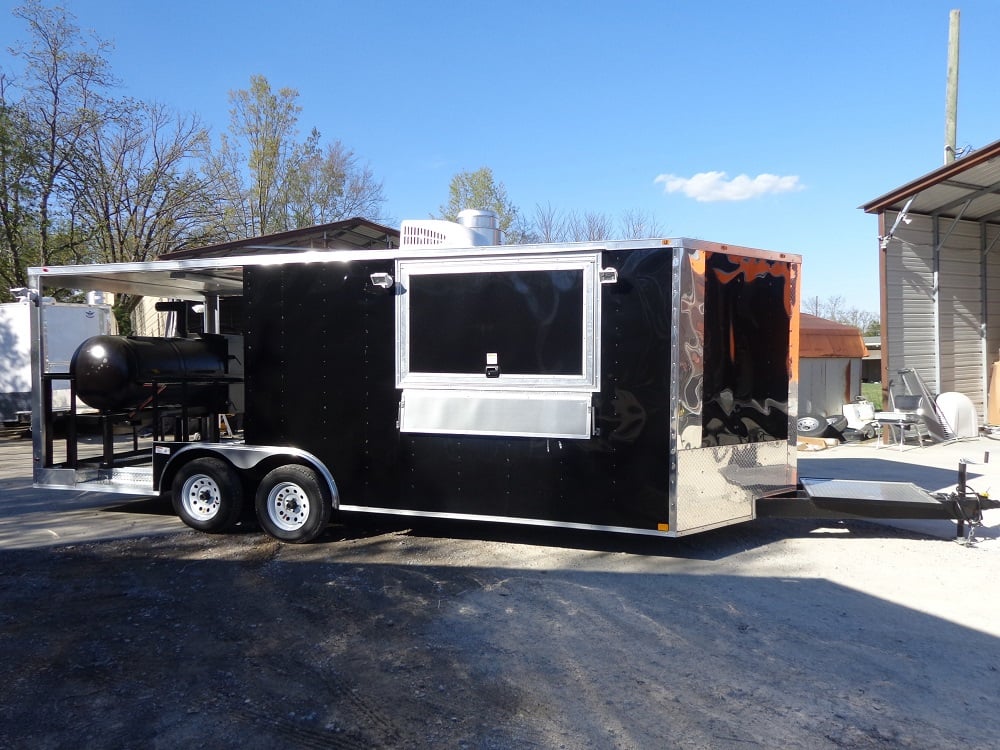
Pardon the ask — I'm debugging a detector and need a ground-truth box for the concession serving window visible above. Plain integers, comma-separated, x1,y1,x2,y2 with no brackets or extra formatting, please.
396,253,602,438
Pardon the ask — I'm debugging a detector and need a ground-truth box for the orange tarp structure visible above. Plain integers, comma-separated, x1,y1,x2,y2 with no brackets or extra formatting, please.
799,314,868,358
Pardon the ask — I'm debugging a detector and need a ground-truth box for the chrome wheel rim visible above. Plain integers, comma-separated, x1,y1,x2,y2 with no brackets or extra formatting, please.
266,482,310,531
797,416,823,432
180,474,222,521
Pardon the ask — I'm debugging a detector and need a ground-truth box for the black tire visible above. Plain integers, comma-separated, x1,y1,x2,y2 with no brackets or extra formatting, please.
796,412,829,437
254,465,332,543
171,457,244,533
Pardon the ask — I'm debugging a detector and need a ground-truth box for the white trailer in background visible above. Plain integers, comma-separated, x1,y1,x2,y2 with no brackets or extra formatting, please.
0,297,114,426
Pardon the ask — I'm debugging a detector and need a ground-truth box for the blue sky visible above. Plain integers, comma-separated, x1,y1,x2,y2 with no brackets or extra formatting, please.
3,1,998,313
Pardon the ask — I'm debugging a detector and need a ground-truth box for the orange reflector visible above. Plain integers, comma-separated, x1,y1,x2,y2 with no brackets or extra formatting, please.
657,523,670,532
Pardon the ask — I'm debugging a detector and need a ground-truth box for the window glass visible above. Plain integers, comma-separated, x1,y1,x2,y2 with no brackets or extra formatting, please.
409,269,584,376
397,254,599,390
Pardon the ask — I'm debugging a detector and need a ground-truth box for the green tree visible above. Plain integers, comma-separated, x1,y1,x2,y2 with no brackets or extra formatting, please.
207,76,386,239
207,74,301,239
439,167,521,239
0,75,37,297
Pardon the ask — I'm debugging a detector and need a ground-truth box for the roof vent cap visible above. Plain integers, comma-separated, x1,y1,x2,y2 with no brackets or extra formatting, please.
400,209,502,249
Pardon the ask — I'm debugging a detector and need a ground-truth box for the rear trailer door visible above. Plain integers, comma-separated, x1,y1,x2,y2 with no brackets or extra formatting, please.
671,247,799,535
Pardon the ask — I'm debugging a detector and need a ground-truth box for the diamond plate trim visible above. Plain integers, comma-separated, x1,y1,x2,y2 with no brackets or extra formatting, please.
674,441,795,534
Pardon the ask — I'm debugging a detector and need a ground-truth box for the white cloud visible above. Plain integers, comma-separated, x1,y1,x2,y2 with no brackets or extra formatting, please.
654,171,804,202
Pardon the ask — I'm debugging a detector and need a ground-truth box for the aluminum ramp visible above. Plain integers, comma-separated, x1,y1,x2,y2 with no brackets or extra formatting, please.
757,477,998,523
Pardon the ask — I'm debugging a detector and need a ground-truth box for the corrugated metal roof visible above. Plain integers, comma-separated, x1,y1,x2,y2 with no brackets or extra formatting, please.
862,137,1000,223
160,217,400,260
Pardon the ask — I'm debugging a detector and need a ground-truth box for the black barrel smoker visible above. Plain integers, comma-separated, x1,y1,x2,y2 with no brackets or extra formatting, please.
68,333,234,464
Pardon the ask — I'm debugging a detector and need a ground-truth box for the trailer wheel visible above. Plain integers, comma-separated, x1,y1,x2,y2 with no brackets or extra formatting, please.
172,457,244,533
796,413,829,437
255,465,331,543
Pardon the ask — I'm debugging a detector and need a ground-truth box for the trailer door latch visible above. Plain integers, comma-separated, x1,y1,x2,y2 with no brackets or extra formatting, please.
485,352,500,378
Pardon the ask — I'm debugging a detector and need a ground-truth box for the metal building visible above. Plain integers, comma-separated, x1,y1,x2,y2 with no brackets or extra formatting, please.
862,137,1000,423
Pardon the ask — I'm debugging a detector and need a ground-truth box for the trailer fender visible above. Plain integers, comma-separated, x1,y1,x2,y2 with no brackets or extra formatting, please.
155,443,340,510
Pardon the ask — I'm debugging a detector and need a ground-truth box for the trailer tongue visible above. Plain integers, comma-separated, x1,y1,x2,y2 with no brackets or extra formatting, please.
759,470,999,543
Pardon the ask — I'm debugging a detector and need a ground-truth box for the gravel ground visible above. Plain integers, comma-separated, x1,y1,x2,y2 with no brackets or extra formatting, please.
1,430,999,749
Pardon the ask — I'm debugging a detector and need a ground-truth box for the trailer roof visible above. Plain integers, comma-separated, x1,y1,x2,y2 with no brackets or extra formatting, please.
861,137,1000,223
30,238,801,301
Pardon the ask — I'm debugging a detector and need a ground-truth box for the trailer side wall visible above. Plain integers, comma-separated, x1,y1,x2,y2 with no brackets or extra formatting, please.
243,248,676,531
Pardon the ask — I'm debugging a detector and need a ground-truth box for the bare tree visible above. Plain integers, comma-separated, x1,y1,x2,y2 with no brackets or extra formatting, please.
839,308,879,337
70,100,217,316
566,210,614,241
282,128,386,227
619,208,663,239
803,295,879,335
73,100,215,262
531,201,565,243
824,295,846,321
203,131,251,241
586,212,615,241
10,0,114,267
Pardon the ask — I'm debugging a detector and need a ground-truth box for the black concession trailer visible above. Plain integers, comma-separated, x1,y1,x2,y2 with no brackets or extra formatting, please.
26,216,995,542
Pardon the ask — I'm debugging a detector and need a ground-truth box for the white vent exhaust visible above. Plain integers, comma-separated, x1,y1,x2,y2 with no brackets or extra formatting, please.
400,209,501,249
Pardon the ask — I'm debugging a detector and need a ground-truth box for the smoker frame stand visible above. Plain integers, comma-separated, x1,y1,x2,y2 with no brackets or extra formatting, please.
40,373,241,471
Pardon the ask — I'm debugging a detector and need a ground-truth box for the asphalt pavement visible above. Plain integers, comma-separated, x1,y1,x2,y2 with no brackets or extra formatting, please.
0,429,182,549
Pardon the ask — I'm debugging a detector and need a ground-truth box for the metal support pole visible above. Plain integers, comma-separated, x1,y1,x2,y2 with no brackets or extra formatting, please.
67,378,78,468
203,293,221,334
101,411,114,469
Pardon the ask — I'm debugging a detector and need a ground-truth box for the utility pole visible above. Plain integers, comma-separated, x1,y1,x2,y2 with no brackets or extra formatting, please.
944,9,960,164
